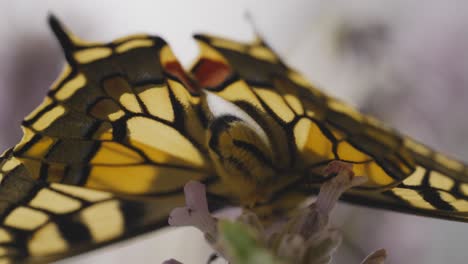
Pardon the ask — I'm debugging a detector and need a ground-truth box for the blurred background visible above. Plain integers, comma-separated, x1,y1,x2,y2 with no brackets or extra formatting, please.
1,0,468,263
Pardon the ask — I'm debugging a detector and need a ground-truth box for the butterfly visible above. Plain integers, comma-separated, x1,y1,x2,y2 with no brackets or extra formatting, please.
0,15,467,263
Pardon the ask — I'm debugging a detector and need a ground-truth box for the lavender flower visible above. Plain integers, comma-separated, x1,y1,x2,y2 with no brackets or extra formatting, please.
166,161,386,264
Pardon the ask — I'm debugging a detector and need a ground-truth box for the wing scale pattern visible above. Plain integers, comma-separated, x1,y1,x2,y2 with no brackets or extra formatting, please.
0,17,215,263
13,17,215,195
0,150,185,263
0,16,467,263
191,33,468,221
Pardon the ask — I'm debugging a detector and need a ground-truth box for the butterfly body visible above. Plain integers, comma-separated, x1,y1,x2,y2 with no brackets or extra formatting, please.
0,16,468,263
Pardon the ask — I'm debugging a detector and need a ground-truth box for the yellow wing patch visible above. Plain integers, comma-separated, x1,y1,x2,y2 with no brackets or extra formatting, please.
87,164,206,194
30,188,82,214
126,116,205,167
138,85,175,122
12,21,214,197
4,207,48,230
50,183,112,202
0,229,12,243
0,150,186,262
193,33,468,222
80,200,124,243
55,73,87,101
429,171,455,191
217,80,265,109
2,15,468,263
337,141,371,163
254,87,295,123
74,47,113,64
91,142,144,165
115,39,154,53
391,188,436,210
31,105,66,131
29,223,69,256
295,118,335,163
402,166,426,186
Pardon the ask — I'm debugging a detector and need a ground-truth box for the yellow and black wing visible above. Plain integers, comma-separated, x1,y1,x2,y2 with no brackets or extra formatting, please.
0,17,220,263
13,16,215,195
191,34,468,221
0,150,185,263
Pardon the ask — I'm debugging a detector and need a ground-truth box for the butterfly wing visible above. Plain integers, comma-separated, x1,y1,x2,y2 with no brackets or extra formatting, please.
191,34,468,221
0,17,223,263
0,150,185,263
344,141,468,221
12,16,216,195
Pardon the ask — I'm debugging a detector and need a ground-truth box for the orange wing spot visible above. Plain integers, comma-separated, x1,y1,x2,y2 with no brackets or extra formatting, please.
193,59,232,88
164,61,199,94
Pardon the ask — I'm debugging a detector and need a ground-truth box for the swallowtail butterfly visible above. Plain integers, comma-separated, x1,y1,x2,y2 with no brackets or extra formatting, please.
0,16,467,263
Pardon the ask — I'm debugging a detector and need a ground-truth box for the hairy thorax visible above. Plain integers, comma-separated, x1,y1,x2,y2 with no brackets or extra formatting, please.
202,91,308,207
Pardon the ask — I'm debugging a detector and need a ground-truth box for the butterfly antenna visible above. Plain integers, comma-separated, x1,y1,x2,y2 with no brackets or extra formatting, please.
244,11,264,44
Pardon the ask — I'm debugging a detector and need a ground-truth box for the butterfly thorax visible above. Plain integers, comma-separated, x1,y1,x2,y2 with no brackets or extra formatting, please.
202,91,306,207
